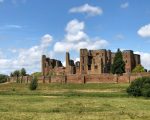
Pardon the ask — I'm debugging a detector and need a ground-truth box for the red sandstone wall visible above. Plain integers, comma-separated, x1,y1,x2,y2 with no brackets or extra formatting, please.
51,76,64,83
118,74,130,83
85,74,116,83
67,75,83,83
9,72,150,84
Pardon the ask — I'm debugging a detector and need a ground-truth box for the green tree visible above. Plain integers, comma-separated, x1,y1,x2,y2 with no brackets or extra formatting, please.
111,49,125,74
20,68,26,76
10,72,14,77
13,70,20,83
0,74,8,83
29,77,38,90
20,68,26,83
132,65,145,73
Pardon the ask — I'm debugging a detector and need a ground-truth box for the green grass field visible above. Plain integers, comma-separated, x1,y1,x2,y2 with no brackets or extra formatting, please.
0,83,150,120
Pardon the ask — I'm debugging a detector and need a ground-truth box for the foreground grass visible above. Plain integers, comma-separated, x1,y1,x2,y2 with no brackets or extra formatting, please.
0,83,150,120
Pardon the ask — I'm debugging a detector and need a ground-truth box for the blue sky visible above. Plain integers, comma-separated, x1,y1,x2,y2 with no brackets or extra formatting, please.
0,0,150,74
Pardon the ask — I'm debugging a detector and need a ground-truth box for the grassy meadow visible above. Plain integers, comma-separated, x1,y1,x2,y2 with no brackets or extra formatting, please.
0,83,150,120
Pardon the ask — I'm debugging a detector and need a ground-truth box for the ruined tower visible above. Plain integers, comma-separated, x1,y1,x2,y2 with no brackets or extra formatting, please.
42,55,46,76
122,50,135,73
66,52,70,68
65,52,76,74
134,54,141,66
80,49,88,74
66,52,70,74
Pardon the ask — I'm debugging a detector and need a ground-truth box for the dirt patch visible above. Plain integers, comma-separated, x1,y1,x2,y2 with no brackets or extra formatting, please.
75,89,120,93
0,82,11,85
42,96,59,98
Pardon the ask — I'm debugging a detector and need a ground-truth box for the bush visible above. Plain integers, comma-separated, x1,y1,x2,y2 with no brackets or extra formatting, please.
29,77,38,90
132,65,145,73
127,77,150,97
0,74,8,83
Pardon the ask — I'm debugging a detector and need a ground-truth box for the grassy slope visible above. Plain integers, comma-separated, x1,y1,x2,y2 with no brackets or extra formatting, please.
0,83,150,120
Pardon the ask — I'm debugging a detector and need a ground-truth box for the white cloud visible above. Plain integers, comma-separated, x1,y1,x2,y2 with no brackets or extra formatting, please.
75,58,80,62
137,24,150,38
120,2,129,9
0,34,53,75
62,61,66,67
54,42,73,52
41,34,53,48
135,51,150,70
62,57,80,67
66,19,84,33
54,19,108,52
69,3,103,16
8,48,17,53
65,19,88,42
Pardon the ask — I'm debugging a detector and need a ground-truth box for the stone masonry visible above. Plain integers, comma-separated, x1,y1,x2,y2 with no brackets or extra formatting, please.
42,49,141,76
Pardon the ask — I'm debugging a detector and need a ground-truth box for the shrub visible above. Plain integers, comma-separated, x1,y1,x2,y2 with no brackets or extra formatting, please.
29,77,38,90
132,65,145,73
127,77,150,97
0,74,8,83
12,88,16,91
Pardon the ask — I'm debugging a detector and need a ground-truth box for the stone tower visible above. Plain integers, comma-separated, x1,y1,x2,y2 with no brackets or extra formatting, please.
66,52,70,74
122,50,135,73
80,49,88,74
134,54,141,66
66,52,70,67
65,52,76,74
42,55,46,76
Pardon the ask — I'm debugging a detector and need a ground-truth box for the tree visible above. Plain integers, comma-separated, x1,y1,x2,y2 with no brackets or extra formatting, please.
127,77,150,97
29,77,38,90
13,70,20,83
111,49,125,74
20,68,26,76
0,74,8,83
10,72,14,77
132,65,145,73
20,68,26,83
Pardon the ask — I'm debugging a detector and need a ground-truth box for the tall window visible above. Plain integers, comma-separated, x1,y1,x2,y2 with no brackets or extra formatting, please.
82,57,84,63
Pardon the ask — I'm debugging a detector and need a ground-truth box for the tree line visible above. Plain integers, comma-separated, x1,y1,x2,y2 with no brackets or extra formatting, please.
10,68,27,83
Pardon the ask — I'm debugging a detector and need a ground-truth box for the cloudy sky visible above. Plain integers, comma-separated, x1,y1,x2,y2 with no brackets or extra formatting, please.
0,0,150,74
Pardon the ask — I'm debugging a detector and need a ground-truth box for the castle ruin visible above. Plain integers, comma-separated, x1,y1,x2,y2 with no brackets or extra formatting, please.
42,49,141,76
